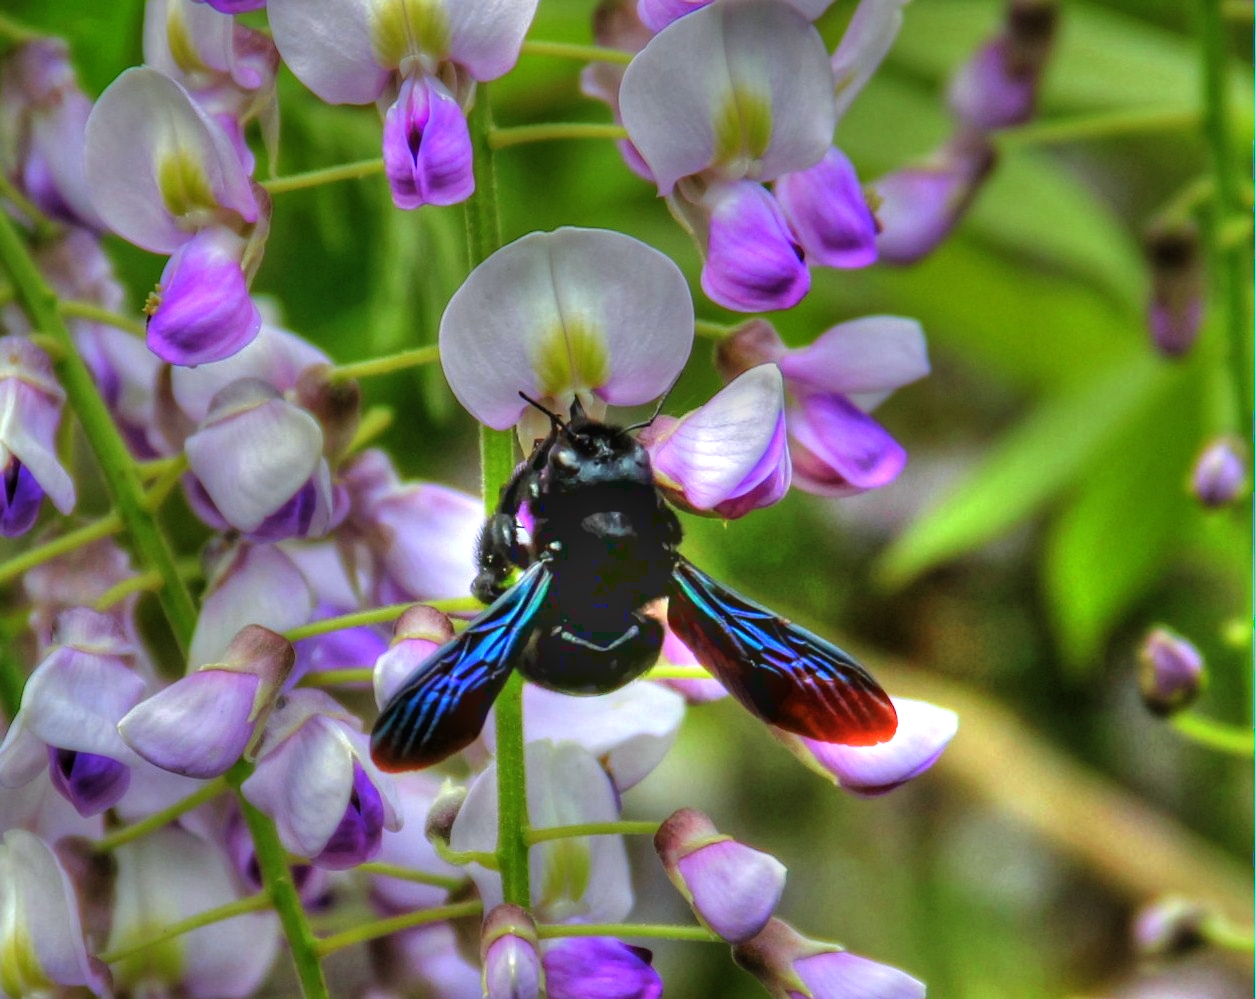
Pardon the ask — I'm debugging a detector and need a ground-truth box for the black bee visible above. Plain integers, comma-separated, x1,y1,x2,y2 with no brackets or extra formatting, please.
371,396,897,771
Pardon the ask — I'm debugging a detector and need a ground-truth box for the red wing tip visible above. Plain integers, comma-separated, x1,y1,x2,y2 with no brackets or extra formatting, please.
772,699,899,746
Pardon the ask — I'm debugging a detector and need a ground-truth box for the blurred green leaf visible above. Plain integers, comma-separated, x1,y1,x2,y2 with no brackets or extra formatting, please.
875,352,1165,589
1042,360,1204,667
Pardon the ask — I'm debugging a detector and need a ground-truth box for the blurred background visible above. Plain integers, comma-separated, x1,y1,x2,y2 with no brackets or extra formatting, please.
6,0,1252,995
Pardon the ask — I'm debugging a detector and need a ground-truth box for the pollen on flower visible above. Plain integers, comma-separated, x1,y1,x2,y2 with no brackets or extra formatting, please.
530,317,611,400
370,0,451,69
143,289,163,317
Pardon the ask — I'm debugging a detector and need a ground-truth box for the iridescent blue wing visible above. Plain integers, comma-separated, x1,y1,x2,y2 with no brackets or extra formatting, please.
667,556,897,746
371,561,552,771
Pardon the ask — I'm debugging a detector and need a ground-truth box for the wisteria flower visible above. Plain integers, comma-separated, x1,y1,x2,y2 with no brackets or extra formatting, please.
543,936,664,999
439,227,693,440
85,66,268,364
0,829,110,998
370,770,462,912
716,316,929,496
1138,626,1204,716
269,0,539,209
0,336,75,536
241,688,401,868
775,696,957,795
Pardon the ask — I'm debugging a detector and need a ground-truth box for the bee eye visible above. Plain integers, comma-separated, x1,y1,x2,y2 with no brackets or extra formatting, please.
553,447,580,471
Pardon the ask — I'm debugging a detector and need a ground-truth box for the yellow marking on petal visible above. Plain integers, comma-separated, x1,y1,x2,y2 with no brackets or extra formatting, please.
166,6,206,74
1,921,54,997
712,86,772,177
531,317,611,400
371,0,451,69
157,147,218,221
539,839,592,909
110,921,184,991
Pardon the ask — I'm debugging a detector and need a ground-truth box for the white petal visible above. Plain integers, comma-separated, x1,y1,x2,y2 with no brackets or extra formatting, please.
144,0,234,82
447,0,540,80
0,375,74,514
268,0,392,104
20,649,146,759
372,771,459,910
440,228,693,428
85,67,256,252
620,0,836,194
831,0,910,123
777,316,928,403
0,714,52,789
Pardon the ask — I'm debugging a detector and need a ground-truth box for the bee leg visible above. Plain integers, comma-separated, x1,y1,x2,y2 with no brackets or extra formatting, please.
473,434,556,603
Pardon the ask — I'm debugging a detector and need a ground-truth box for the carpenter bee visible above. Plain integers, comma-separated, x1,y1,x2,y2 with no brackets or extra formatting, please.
371,396,898,771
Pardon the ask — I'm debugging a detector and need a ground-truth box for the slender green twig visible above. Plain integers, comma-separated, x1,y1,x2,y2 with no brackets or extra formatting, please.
0,512,122,588
262,158,385,196
694,319,735,340
526,821,660,845
327,345,440,382
93,558,200,612
98,892,273,965
0,173,57,239
490,123,628,150
0,211,199,650
316,900,483,956
59,299,147,337
343,404,395,455
283,595,481,644
520,39,634,65
1201,913,1256,951
95,778,229,851
998,107,1199,149
1170,713,1255,755
536,922,720,942
299,667,374,687
355,862,468,891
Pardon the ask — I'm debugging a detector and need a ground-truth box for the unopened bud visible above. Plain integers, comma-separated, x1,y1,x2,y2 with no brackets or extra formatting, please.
1138,626,1204,716
713,319,786,383
1191,436,1247,508
425,781,468,852
1133,896,1207,958
481,904,543,999
296,363,361,462
1145,219,1204,358
949,0,1058,131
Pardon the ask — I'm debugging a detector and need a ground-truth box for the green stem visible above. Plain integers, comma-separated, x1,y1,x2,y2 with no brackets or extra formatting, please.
98,893,272,966
345,404,395,455
299,667,374,687
316,900,483,956
0,211,199,651
95,778,229,851
998,107,1199,149
520,39,634,65
526,821,659,844
227,762,330,999
262,158,385,196
58,299,146,337
94,558,201,613
694,319,734,340
490,122,628,150
328,345,440,382
0,173,57,239
0,512,122,588
1198,0,1253,442
1201,913,1255,951
536,922,720,943
465,83,531,910
355,862,468,891
283,595,481,643
644,664,712,681
1170,713,1255,755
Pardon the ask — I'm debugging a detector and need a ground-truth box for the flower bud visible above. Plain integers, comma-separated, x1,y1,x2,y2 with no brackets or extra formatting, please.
1138,627,1204,716
1132,896,1208,958
948,0,1058,131
1144,218,1204,358
425,781,469,853
654,807,786,943
295,362,362,463
733,918,924,999
373,605,456,709
1191,437,1247,508
481,904,544,999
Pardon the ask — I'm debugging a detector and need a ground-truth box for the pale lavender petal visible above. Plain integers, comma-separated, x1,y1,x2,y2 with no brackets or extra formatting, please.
700,181,808,312
85,67,256,252
147,228,262,365
373,636,443,709
0,341,75,515
440,228,693,429
775,148,877,269
119,670,260,777
0,715,51,789
794,949,926,999
446,0,540,80
185,379,323,533
620,0,836,194
831,0,910,122
656,629,727,703
371,771,461,911
784,697,957,796
313,760,386,869
46,747,131,816
145,0,235,81
949,38,1037,131
1138,627,1204,715
787,392,906,497
777,316,929,401
645,364,789,515
383,73,474,210
485,932,543,999
677,839,785,943
543,938,662,999
19,646,145,760
26,87,104,232
1191,437,1246,508
267,0,390,104
369,481,482,601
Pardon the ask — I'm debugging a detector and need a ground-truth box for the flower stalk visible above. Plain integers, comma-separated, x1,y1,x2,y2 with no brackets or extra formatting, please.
490,122,629,150
1170,713,1255,755
316,900,483,956
262,158,386,196
526,820,661,844
95,777,229,851
536,922,720,943
97,892,273,966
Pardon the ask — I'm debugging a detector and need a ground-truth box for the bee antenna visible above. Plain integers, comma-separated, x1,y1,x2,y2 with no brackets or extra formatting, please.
624,377,680,432
518,392,565,429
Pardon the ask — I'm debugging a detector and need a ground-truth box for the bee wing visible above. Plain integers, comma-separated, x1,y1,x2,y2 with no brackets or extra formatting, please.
667,556,897,746
371,560,552,771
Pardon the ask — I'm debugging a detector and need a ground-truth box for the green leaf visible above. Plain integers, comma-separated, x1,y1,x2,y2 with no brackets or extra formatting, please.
1042,361,1205,667
875,352,1165,589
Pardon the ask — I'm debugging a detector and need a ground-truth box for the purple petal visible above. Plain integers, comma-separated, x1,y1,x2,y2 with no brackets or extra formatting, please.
1191,437,1246,508
775,148,877,269
0,461,44,536
543,938,662,999
656,629,728,703
636,0,712,32
700,182,809,312
645,364,790,517
1138,627,1204,715
47,747,131,816
948,38,1038,131
676,839,785,943
777,316,929,401
440,228,693,429
794,949,926,999
367,481,483,601
195,0,268,11
314,760,386,869
147,229,262,365
383,73,475,210
787,392,906,497
118,670,261,778
785,697,957,796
